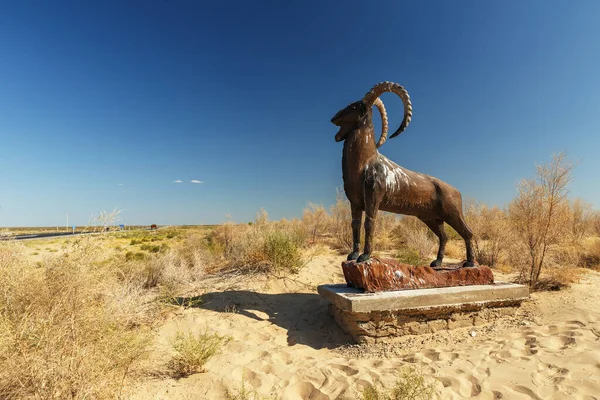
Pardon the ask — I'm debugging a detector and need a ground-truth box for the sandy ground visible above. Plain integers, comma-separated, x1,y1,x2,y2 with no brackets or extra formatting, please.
129,251,600,399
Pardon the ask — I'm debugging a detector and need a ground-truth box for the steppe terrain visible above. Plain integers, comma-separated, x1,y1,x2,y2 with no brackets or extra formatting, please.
2,224,599,399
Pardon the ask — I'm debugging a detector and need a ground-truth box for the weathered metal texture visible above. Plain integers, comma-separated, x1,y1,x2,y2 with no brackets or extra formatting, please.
341,258,494,293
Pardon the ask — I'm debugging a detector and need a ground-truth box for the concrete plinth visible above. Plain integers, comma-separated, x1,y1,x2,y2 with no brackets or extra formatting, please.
317,282,529,344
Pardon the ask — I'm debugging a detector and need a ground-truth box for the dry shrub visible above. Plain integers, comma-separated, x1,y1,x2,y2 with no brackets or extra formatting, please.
393,216,435,260
374,212,400,251
508,152,574,286
167,330,230,378
114,233,218,297
226,380,271,400
581,238,600,268
208,210,307,275
0,238,153,399
569,198,594,242
444,240,464,260
465,202,512,267
328,188,353,252
301,202,329,244
592,212,600,237
359,366,435,400
533,266,586,291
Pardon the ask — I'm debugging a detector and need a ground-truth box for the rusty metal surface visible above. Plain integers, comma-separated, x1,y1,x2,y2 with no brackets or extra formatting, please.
342,258,494,293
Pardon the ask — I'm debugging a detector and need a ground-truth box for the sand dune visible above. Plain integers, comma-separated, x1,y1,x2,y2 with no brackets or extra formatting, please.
130,253,600,399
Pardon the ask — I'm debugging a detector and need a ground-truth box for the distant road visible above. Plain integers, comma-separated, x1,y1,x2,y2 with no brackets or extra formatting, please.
6,231,98,241
4,229,145,241
1,226,168,241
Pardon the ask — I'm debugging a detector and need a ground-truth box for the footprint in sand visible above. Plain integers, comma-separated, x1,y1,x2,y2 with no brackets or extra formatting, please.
512,384,543,400
422,350,441,362
566,320,586,327
284,381,329,400
492,390,504,399
439,352,460,362
331,364,359,377
468,375,482,396
436,376,456,388
242,370,263,389
560,335,577,349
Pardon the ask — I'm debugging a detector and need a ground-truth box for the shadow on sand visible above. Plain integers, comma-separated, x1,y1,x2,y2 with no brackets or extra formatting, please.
172,290,352,350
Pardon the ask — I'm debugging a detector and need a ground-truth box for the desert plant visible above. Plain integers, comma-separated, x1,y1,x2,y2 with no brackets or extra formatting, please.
393,216,435,260
359,367,435,400
0,238,153,399
508,151,574,287
396,248,426,266
208,213,308,275
374,212,400,251
263,231,303,274
465,202,512,267
302,202,329,244
226,380,272,400
328,187,354,252
167,330,230,378
569,198,594,242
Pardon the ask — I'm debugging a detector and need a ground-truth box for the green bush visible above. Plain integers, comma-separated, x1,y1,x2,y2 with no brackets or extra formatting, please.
125,251,148,262
263,231,303,274
396,248,426,266
140,243,168,253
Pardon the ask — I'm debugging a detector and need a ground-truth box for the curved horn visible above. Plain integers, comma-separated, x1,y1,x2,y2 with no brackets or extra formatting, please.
362,81,412,139
372,98,389,148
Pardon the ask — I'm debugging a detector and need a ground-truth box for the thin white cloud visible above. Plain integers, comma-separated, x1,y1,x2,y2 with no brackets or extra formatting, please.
174,180,183,183
118,183,124,186
190,180,203,184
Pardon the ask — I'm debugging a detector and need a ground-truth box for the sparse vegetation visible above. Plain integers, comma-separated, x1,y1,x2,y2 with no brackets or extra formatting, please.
167,330,231,378
0,238,154,399
1,151,599,398
359,367,436,400
508,152,575,287
226,380,272,400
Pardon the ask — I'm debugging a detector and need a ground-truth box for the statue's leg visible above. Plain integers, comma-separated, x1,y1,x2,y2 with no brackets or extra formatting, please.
446,214,475,267
357,173,382,263
420,218,447,267
347,203,362,261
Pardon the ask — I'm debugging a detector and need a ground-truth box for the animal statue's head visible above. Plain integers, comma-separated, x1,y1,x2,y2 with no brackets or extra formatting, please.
331,81,413,148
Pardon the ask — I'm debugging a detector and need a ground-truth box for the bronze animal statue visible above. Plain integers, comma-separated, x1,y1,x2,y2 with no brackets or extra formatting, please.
331,81,475,268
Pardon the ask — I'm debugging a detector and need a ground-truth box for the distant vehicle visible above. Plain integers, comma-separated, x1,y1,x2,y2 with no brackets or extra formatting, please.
150,224,157,230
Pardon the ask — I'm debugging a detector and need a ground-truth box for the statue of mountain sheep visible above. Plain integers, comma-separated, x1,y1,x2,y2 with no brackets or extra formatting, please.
331,81,475,267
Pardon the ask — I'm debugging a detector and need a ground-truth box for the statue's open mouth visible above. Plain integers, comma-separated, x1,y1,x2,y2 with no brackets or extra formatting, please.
334,124,351,142
331,114,346,141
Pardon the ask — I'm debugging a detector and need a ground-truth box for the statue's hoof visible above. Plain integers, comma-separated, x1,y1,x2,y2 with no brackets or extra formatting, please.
462,261,476,268
430,260,442,268
347,252,359,261
357,253,371,263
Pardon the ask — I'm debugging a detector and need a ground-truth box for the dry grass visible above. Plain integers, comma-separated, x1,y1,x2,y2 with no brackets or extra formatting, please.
208,211,308,276
444,240,465,260
533,266,587,291
465,203,512,267
226,380,272,400
393,216,435,260
0,238,155,399
359,367,436,400
167,330,231,378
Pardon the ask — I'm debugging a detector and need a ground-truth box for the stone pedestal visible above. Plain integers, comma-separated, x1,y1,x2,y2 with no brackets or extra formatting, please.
342,258,494,293
318,283,529,344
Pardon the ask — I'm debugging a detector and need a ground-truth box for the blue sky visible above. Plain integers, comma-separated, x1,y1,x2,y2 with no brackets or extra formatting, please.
1,1,599,226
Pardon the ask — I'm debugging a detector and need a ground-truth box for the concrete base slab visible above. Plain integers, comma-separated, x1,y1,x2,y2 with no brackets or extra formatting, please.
317,282,529,343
